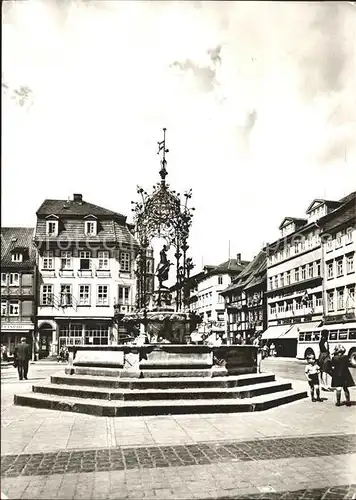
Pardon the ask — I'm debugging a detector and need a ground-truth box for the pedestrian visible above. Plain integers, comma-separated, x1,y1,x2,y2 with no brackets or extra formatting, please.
253,334,263,373
13,337,31,381
2,344,9,362
318,330,332,391
331,345,354,407
270,342,276,357
305,354,322,402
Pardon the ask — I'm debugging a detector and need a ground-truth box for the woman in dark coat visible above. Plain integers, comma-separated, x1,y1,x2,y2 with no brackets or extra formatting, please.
331,345,354,406
318,330,332,391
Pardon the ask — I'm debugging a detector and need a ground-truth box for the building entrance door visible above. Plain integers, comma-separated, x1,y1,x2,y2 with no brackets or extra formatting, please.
38,324,53,359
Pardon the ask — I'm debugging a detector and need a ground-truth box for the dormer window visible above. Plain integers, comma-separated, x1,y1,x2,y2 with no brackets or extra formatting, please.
11,252,23,262
85,221,97,236
46,220,58,236
83,215,98,236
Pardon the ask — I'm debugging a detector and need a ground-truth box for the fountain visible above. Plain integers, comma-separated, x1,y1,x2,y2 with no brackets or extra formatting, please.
13,129,307,415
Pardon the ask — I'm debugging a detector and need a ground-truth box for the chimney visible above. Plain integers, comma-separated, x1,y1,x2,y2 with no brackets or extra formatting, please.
73,194,83,203
236,253,241,265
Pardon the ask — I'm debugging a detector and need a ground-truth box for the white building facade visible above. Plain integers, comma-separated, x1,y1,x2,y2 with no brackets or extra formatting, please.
35,194,138,355
190,255,248,338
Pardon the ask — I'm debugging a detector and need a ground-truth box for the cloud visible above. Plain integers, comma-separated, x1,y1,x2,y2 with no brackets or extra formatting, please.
170,44,222,93
1,0,356,267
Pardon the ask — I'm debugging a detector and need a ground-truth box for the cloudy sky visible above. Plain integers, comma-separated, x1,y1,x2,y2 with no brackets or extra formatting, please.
2,0,356,270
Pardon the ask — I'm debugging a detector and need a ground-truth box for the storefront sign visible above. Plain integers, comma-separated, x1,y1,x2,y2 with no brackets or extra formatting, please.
1,324,33,331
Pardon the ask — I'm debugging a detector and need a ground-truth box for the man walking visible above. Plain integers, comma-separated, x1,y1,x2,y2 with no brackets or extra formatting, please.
14,337,30,380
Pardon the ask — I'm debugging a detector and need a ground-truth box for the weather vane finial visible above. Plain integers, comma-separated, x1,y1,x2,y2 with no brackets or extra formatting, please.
157,128,169,183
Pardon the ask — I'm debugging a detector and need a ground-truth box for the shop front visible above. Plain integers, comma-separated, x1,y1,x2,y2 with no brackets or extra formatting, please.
57,320,115,350
1,323,34,359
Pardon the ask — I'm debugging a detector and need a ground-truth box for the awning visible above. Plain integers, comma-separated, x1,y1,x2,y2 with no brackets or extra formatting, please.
281,321,321,340
322,322,356,331
261,325,292,340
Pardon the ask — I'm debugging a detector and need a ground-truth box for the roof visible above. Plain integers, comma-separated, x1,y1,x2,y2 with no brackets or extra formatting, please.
305,198,341,214
34,219,137,246
221,250,266,295
318,191,356,232
278,217,307,230
36,198,126,220
339,190,356,204
1,227,36,268
213,259,250,273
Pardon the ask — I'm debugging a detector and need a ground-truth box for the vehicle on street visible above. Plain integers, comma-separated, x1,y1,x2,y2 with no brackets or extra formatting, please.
296,326,356,367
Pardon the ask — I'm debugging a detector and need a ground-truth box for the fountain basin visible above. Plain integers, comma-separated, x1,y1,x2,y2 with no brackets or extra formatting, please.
67,344,257,378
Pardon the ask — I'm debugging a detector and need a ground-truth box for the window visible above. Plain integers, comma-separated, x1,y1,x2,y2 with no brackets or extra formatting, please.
79,285,90,305
218,294,224,304
9,301,20,316
97,285,109,306
308,263,314,279
41,285,54,305
79,251,91,270
11,252,23,262
300,239,305,251
295,300,302,310
61,251,72,270
326,237,333,252
294,242,300,254
9,273,19,286
286,302,293,312
118,286,130,305
85,325,109,346
336,231,343,248
85,221,97,236
269,277,273,290
98,251,109,270
346,254,354,274
1,273,7,285
316,260,321,276
274,276,279,288
46,220,58,236
280,274,285,287
270,305,276,315
301,266,306,280
286,271,291,285
346,227,353,244
315,294,323,307
337,289,344,310
146,259,153,274
60,284,72,306
43,251,54,270
1,300,7,316
278,303,285,313
327,261,333,279
347,287,355,308
285,246,290,258
327,291,334,312
218,275,223,285
336,259,344,277
120,252,131,272
294,268,299,282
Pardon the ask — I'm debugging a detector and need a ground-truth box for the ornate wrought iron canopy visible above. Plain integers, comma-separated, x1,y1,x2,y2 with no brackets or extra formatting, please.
131,128,195,311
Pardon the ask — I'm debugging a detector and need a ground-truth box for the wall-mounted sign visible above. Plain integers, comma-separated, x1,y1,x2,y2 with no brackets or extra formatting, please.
1,324,34,331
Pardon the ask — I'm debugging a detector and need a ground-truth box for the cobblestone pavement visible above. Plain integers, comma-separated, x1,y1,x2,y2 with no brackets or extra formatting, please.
1,363,356,499
2,434,356,478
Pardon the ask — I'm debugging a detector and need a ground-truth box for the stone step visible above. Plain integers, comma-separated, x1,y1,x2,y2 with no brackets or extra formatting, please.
14,389,307,416
52,372,275,389
33,380,290,401
65,367,216,378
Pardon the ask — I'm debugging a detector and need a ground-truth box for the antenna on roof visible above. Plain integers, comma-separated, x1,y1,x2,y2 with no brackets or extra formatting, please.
228,240,231,261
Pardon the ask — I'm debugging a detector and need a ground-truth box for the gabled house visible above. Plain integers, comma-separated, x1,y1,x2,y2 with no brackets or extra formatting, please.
189,254,249,339
1,228,37,357
34,193,139,356
221,249,267,343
